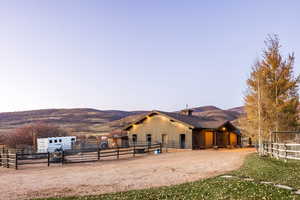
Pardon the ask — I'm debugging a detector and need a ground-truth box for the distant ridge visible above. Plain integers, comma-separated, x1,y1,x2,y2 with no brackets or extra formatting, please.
191,106,241,122
0,106,244,136
191,106,221,112
0,108,147,135
226,106,245,114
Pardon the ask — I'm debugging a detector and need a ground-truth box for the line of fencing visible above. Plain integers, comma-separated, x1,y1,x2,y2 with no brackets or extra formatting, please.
0,148,17,169
0,143,162,170
262,142,300,161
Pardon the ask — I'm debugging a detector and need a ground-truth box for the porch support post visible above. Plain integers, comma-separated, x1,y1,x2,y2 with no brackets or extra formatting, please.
228,132,230,146
214,131,217,146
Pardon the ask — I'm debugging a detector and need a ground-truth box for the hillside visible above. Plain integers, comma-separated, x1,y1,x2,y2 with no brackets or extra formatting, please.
227,106,245,114
0,106,245,136
193,109,240,122
191,106,222,113
0,108,146,135
176,106,241,122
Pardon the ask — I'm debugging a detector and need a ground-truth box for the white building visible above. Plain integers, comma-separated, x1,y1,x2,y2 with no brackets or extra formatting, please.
37,136,76,153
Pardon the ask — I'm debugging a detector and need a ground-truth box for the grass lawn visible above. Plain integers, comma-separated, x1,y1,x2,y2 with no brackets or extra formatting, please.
232,153,300,189
35,153,300,200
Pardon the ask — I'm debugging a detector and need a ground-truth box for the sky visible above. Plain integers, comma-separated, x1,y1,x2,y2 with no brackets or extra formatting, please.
0,1,300,112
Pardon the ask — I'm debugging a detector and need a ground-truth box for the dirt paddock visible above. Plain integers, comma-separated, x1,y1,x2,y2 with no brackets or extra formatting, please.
0,148,255,200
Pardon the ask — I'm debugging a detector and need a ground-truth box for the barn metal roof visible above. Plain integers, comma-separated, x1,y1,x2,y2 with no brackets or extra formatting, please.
157,111,230,129
124,110,239,133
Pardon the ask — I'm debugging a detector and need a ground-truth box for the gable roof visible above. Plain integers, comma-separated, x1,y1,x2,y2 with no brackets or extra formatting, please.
124,110,238,131
157,111,229,129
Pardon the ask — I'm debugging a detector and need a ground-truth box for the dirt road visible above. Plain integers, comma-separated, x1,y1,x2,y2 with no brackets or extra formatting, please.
0,148,254,200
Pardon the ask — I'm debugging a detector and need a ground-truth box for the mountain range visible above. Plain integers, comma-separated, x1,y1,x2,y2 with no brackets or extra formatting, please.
0,106,244,136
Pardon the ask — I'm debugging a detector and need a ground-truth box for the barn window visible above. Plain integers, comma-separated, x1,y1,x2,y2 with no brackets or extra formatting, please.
146,134,152,145
132,134,137,144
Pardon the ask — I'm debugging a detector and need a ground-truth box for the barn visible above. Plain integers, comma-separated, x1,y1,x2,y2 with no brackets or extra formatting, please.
123,109,241,149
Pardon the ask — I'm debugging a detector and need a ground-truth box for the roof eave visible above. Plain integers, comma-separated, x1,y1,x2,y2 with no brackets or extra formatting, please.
123,110,195,131
154,110,195,129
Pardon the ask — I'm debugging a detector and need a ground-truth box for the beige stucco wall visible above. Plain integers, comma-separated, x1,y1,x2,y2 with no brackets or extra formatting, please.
127,114,193,149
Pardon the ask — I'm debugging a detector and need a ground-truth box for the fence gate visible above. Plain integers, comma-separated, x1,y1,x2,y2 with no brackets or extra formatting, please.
0,148,17,169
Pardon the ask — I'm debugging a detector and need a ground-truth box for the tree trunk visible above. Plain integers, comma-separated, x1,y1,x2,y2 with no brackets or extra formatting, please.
258,77,263,156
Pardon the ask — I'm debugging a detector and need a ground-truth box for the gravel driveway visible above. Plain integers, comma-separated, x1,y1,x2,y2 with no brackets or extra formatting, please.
0,148,254,200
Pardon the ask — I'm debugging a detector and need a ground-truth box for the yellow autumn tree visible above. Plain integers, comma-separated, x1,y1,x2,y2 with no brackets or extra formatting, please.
242,35,300,153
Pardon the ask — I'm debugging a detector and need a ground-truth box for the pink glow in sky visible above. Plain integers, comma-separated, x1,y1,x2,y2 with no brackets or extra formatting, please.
1,1,300,112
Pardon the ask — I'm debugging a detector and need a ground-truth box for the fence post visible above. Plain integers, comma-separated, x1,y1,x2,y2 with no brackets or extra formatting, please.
271,143,273,158
7,149,9,168
1,149,4,167
1,148,4,167
166,142,168,153
47,152,50,167
133,143,136,157
15,153,18,170
276,144,279,159
160,142,162,153
284,143,287,162
117,146,119,159
61,151,64,165
97,148,100,161
0,150,2,167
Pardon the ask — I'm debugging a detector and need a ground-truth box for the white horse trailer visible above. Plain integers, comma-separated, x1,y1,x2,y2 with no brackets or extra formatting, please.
37,136,76,153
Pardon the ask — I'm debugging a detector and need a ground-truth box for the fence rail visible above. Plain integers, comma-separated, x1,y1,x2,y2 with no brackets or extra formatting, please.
0,143,162,170
0,148,17,169
262,142,300,161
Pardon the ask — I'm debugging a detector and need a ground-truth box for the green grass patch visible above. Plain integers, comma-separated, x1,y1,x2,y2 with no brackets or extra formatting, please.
35,153,300,200
232,154,300,189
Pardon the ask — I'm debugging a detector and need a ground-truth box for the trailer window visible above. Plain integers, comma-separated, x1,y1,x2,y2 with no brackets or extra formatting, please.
54,139,57,143
59,139,62,143
49,140,53,143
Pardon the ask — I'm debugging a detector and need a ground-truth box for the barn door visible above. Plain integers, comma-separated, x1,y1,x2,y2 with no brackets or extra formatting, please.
180,134,186,149
161,134,168,147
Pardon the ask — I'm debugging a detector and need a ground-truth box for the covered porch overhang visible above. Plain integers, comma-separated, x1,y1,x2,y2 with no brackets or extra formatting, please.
192,122,241,149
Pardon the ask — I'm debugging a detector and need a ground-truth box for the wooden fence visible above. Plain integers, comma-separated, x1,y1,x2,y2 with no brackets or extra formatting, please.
0,148,17,169
262,142,300,161
0,143,162,170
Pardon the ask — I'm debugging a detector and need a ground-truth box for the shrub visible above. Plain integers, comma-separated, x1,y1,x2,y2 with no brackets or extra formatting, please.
3,123,68,148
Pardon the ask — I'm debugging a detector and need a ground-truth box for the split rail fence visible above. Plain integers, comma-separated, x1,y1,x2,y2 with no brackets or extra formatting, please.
0,143,162,170
262,142,300,161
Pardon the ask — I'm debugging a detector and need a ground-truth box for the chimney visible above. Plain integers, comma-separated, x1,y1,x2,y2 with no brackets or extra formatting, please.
180,109,193,116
